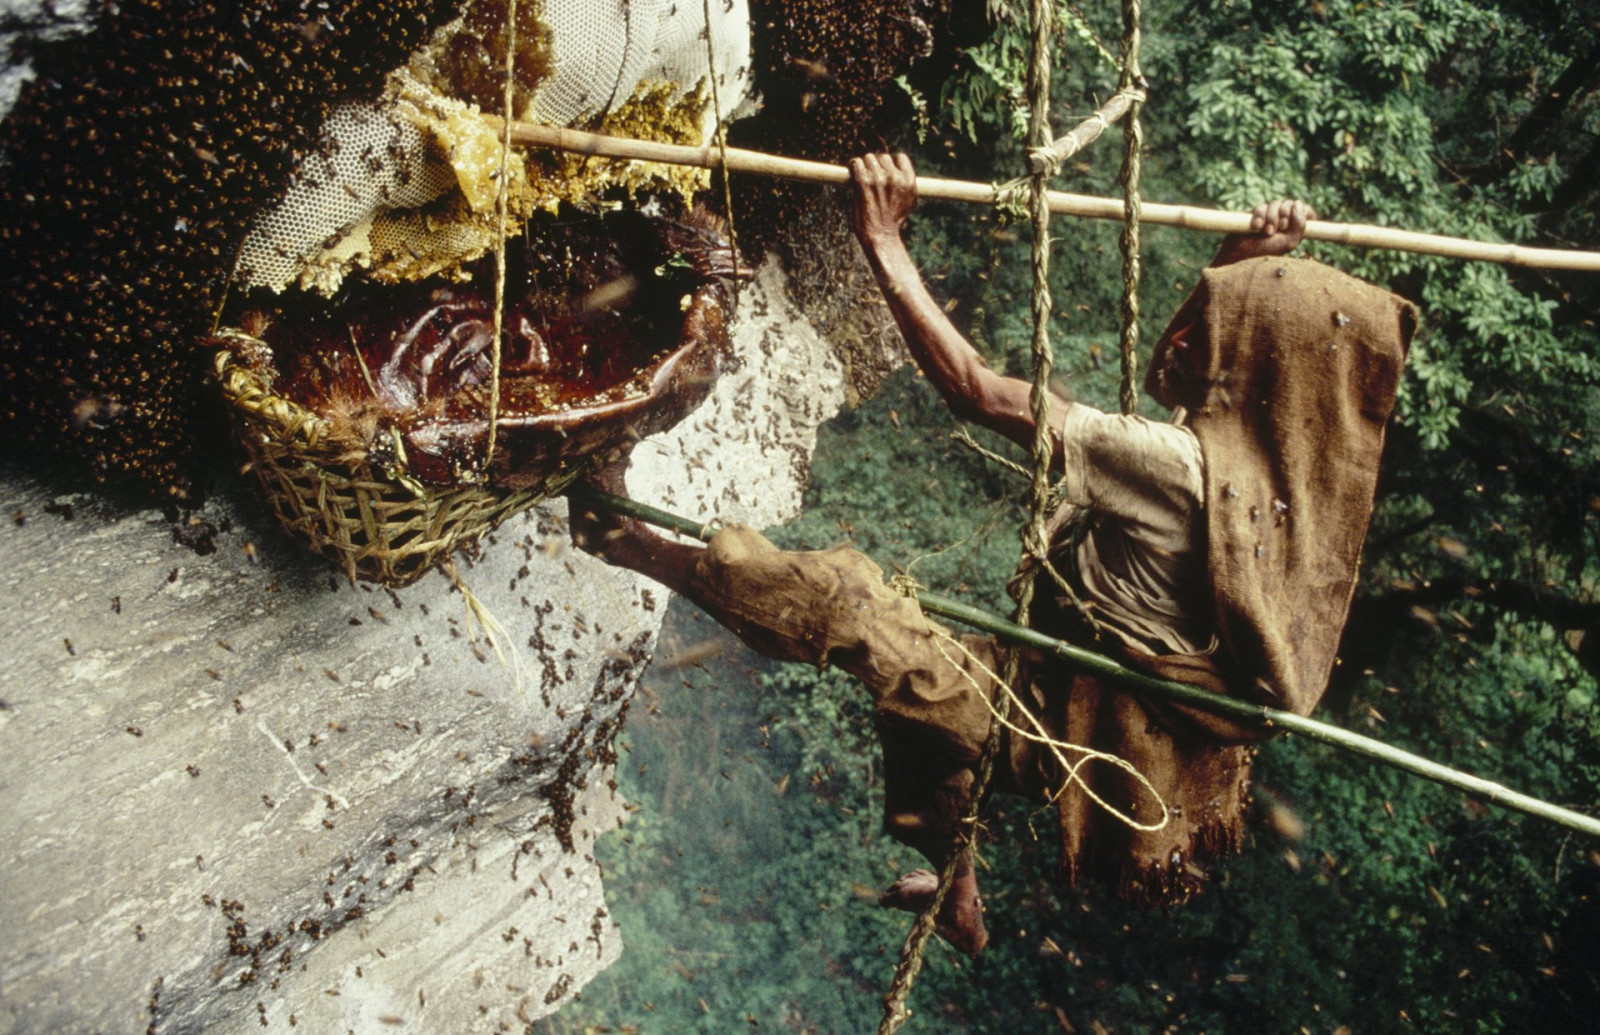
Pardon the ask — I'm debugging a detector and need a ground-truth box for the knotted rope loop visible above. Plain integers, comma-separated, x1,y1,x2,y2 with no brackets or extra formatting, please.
1027,87,1147,177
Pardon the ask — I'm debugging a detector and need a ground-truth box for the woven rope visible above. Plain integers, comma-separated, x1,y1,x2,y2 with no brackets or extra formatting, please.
878,0,1056,1029
214,346,578,587
485,0,520,476
1117,0,1144,416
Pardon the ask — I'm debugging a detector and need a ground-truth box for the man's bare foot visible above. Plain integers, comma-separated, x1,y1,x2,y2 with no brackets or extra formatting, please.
569,459,651,563
568,459,704,596
879,868,989,956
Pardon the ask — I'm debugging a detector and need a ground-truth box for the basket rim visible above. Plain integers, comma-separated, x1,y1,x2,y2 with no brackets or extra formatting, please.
212,335,343,454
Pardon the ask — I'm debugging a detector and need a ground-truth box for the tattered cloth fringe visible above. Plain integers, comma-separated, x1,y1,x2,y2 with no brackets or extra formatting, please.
1002,653,1255,908
1093,812,1247,908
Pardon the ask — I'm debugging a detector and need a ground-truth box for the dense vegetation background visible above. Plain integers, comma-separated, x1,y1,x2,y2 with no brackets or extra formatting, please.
542,1,1600,1030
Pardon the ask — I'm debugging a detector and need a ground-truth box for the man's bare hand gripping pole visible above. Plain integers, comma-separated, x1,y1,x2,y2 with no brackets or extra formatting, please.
849,154,1068,467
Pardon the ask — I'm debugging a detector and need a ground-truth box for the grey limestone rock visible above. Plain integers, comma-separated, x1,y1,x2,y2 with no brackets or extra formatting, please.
0,0,93,122
0,261,846,1033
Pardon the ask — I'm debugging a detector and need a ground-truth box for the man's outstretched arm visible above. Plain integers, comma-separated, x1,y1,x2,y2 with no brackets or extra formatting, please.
850,153,1066,463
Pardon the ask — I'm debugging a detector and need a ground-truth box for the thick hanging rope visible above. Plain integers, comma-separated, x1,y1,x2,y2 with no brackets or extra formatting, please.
703,0,742,313
485,0,518,476
1117,0,1143,416
878,0,1057,1029
1012,0,1063,733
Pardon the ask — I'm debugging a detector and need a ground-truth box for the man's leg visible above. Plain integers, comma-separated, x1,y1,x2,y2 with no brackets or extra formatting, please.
877,728,990,955
571,464,994,956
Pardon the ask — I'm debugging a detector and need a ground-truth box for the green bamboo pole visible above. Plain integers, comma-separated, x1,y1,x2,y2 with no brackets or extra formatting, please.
565,483,1600,840
915,590,1600,836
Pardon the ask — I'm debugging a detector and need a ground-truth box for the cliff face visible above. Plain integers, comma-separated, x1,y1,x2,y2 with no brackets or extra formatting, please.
0,0,965,1027
0,261,845,1034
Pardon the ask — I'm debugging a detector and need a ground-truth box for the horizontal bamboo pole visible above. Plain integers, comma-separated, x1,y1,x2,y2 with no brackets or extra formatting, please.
566,483,1600,840
500,118,1600,272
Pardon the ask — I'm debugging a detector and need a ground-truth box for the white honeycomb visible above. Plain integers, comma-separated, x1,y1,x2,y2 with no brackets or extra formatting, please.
234,0,753,297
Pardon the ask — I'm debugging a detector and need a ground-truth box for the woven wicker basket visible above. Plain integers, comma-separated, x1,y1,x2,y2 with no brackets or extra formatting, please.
214,342,584,587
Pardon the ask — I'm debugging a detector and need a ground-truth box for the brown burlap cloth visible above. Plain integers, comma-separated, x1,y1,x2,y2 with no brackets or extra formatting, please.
689,256,1417,904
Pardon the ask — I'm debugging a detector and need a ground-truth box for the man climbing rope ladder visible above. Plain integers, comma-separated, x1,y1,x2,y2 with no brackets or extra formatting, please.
572,153,1419,956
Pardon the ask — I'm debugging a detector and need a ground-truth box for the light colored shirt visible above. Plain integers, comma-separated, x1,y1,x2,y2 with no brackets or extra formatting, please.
1053,402,1211,657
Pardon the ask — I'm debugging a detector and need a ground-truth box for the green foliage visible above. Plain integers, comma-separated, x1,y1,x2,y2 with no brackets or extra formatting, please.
555,1,1600,1031
545,613,1061,1032
943,1,1123,147
1170,0,1599,448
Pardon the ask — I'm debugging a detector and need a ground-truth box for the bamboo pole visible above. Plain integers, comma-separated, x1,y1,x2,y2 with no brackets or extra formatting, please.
565,483,1600,840
1028,87,1143,175
914,591,1600,838
499,118,1600,272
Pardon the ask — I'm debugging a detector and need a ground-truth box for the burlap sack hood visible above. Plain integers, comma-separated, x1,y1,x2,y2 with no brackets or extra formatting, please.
1161,255,1418,714
1045,255,1417,904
